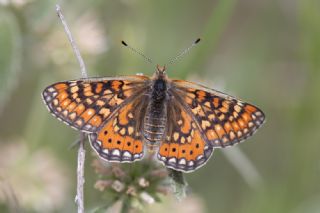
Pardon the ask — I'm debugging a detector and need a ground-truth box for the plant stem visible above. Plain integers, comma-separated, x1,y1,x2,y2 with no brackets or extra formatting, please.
55,4,88,213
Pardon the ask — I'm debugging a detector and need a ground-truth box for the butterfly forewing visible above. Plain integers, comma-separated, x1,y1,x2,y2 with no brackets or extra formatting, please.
42,75,150,133
170,80,265,148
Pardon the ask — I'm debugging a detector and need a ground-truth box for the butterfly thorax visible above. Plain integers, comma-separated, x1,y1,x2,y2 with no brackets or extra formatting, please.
143,69,168,147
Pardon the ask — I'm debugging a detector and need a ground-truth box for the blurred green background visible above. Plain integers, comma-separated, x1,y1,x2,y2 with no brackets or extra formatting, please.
0,0,319,212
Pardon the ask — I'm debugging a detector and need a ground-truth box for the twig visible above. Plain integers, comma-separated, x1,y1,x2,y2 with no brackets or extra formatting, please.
56,4,87,78
55,4,88,213
76,133,86,213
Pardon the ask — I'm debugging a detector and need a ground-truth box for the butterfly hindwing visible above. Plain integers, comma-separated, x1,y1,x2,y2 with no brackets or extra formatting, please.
157,100,213,172
89,94,149,162
171,80,265,148
42,76,150,133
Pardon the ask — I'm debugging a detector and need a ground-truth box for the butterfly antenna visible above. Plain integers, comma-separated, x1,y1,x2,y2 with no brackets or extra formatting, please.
166,38,201,66
121,40,153,64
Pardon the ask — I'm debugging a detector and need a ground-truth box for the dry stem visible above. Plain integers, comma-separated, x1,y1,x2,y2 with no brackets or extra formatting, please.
56,4,88,213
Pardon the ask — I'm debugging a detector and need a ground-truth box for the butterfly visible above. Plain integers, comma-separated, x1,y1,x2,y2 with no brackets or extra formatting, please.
42,64,265,173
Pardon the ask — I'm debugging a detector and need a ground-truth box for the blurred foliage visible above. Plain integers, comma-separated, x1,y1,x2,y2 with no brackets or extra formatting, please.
0,0,320,212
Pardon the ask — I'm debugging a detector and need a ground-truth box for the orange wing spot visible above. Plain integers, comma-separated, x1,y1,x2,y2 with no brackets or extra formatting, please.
206,129,218,140
168,143,179,158
241,112,251,122
70,86,79,93
237,118,247,128
180,111,191,134
95,83,103,93
231,121,241,132
54,83,68,90
61,99,71,109
184,146,194,161
222,100,230,108
123,137,134,153
218,114,225,121
213,97,220,108
245,104,258,113
99,108,111,119
72,93,78,99
123,89,134,97
84,91,94,97
83,86,92,92
85,98,94,105
111,81,122,90
99,122,118,149
89,115,102,127
188,135,205,160
178,144,191,160
108,96,123,107
113,137,124,149
215,124,225,138
66,102,77,112
102,137,114,149
234,105,242,113
104,139,113,149
224,122,233,134
82,108,95,122
74,104,85,115
96,100,105,106
159,143,169,156
133,140,143,154
193,105,206,116
186,146,196,160
117,104,133,125
229,131,236,140
56,91,68,102
220,106,228,113
69,112,77,120
196,90,206,101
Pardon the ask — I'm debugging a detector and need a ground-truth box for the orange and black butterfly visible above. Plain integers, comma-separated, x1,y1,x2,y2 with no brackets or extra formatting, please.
42,44,265,173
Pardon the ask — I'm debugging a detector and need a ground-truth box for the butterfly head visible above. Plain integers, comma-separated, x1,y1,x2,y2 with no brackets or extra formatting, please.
155,64,167,78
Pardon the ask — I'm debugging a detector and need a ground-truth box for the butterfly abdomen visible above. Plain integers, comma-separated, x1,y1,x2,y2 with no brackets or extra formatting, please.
143,78,168,145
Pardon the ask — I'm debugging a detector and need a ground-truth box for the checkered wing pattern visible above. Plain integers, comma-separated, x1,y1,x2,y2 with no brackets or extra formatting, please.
171,80,265,148
157,99,213,172
42,75,150,133
89,96,149,162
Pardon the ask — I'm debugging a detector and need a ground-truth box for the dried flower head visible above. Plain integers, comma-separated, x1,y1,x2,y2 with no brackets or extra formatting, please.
91,152,186,212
